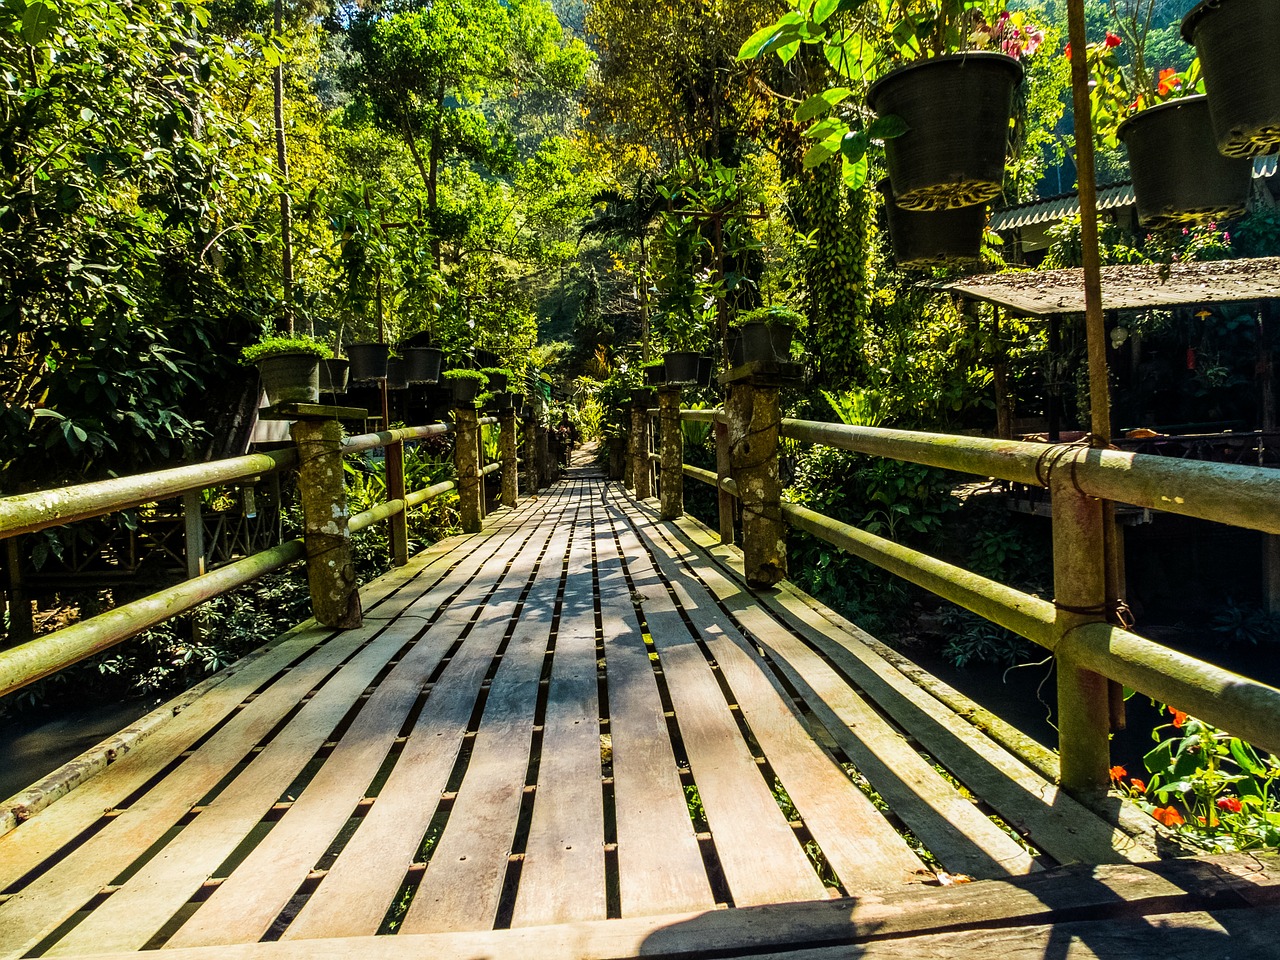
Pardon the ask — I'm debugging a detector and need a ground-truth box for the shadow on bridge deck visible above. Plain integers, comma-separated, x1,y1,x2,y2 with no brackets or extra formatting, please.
0,478,1276,959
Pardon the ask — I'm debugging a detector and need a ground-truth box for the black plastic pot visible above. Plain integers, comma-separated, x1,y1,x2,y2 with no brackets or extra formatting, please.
403,347,444,384
1183,0,1280,158
319,358,350,395
449,377,482,406
878,180,986,268
726,329,745,368
486,371,510,391
1118,95,1253,228
474,348,501,368
347,342,389,382
633,388,656,410
868,52,1023,211
697,354,714,388
663,351,701,385
643,365,665,386
385,358,409,390
739,321,794,364
256,353,321,405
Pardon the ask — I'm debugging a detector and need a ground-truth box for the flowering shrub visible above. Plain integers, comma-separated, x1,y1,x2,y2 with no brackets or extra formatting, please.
1112,705,1280,852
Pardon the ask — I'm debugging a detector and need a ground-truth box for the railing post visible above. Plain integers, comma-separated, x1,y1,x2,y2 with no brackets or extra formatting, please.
1051,469,1111,796
525,412,539,494
3,537,33,647
455,407,482,533
386,438,409,567
659,386,683,520
477,421,488,523
291,412,363,629
724,374,786,587
715,417,734,545
500,408,519,508
630,401,653,499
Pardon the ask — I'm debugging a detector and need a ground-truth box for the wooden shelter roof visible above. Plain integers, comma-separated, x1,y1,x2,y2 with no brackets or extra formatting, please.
941,256,1280,316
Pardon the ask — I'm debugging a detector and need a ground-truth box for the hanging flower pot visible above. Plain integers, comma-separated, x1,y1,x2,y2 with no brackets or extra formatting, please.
403,347,444,384
878,180,986,268
1118,95,1253,228
319,358,350,396
697,354,714,388
1182,0,1280,158
347,342,389,382
663,351,700,385
868,53,1023,211
385,358,409,390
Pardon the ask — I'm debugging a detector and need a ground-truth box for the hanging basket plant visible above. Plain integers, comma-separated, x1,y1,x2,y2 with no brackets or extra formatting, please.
1182,0,1280,158
878,180,986,268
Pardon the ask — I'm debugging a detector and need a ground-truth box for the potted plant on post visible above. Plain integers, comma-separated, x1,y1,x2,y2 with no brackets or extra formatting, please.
641,360,667,386
734,306,804,365
242,334,333,406
1182,0,1280,159
1082,19,1252,228
442,368,487,407
480,367,513,392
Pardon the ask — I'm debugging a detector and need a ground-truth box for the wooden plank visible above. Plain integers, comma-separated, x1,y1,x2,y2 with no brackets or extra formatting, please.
280,486,576,940
607,501,829,907
618,507,1037,880
510,495,607,927
617,498,924,891
595,504,716,917
399,504,576,933
663,507,1153,866
41,855,1280,960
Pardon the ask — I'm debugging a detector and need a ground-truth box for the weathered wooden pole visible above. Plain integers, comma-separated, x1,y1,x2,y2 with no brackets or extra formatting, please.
525,413,539,494
500,408,519,508
477,420,488,523
724,374,786,586
386,440,409,567
455,407,482,533
632,400,653,500
714,416,735,545
1051,467,1112,796
658,386,683,520
3,537,33,647
292,415,362,628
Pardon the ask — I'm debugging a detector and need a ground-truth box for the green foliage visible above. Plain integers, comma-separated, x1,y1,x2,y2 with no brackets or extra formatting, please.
1210,599,1280,648
442,368,488,383
241,336,333,363
737,305,804,328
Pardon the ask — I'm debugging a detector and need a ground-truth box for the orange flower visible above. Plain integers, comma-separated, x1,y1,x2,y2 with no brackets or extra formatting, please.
1157,68,1181,96
1152,806,1185,827
1168,706,1188,728
1130,778,1146,793
1109,765,1127,781
1217,797,1243,813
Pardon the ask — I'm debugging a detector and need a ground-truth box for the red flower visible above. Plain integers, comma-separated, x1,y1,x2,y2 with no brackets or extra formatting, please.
1217,797,1243,813
1152,806,1185,827
1105,32,1122,47
1109,765,1127,781
1130,778,1147,793
1064,42,1071,59
1169,706,1188,728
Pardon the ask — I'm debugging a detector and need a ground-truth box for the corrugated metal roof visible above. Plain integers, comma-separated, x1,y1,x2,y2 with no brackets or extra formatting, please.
990,158,1277,232
941,256,1280,315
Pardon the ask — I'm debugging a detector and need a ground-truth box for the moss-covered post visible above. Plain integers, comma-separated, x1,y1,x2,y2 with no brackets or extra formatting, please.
724,371,786,587
455,407,482,533
291,415,362,629
525,413,539,494
631,401,653,500
659,385,683,520
715,417,734,545
1051,467,1112,796
500,408,519,508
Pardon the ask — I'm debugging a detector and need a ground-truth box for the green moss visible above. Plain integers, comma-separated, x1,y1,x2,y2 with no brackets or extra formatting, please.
241,335,333,364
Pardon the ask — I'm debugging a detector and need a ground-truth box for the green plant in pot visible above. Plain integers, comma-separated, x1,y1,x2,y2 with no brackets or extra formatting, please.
242,335,333,406
656,310,705,385
734,306,804,365
740,0,1043,207
442,368,487,407
641,360,666,386
1082,10,1253,228
480,367,514,392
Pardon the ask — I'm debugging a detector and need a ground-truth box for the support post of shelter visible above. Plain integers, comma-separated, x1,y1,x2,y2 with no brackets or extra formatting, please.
500,409,519,509
290,411,362,629
1051,469,1111,796
455,407,482,534
658,386,683,520
724,365,789,587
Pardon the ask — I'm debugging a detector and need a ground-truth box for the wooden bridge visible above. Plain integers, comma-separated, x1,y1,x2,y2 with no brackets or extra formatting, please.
2,394,1280,958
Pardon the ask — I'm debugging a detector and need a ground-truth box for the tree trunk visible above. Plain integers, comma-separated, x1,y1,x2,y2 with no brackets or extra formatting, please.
273,0,293,335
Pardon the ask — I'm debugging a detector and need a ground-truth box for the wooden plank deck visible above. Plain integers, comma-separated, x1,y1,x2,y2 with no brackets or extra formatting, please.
1,476,1276,959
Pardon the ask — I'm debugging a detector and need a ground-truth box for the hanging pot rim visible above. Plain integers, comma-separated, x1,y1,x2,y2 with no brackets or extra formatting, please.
867,50,1023,112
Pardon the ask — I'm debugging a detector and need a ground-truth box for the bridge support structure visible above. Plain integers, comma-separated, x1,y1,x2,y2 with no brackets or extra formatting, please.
658,385,683,520
723,364,790,587
454,407,482,534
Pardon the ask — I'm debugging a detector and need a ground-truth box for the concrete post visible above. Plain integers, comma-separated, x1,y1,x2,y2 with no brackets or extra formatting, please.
632,404,653,500
659,386,683,520
525,416,539,494
725,380,786,586
500,409,519,508
715,417,734,545
292,417,362,629
1051,472,1111,796
455,407,482,533
624,406,638,491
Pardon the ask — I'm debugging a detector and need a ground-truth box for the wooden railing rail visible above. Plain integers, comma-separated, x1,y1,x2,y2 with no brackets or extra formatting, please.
678,408,1280,786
